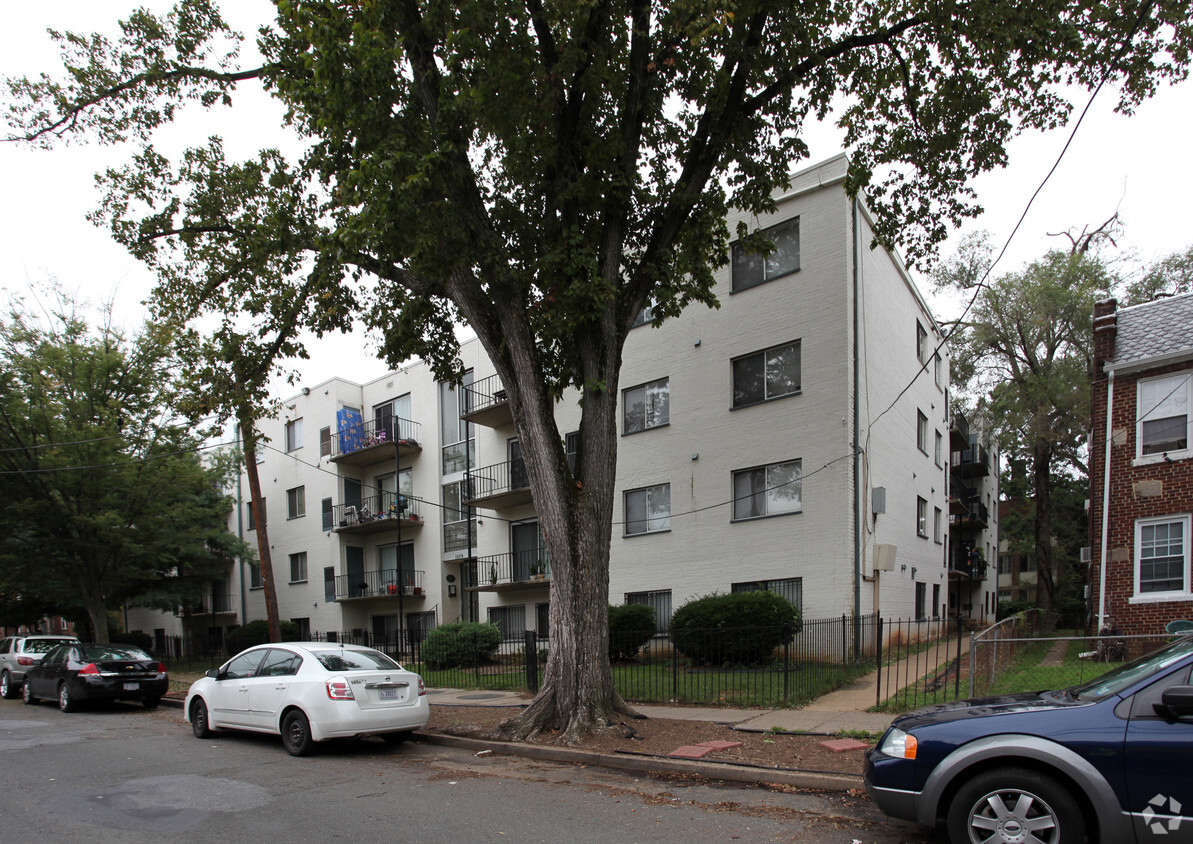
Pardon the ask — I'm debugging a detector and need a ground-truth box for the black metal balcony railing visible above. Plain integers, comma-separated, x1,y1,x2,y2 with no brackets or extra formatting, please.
177,593,235,616
461,374,513,428
333,569,425,600
950,409,970,450
952,442,990,477
333,494,424,533
329,416,421,463
948,477,973,515
950,499,988,529
464,458,532,507
949,550,988,581
469,550,551,589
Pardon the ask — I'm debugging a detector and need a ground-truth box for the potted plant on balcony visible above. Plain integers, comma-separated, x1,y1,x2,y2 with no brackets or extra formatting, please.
529,560,546,582
489,562,498,586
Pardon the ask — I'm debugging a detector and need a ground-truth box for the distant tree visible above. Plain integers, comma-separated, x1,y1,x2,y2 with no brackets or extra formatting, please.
1122,245,1193,305
936,232,1115,609
6,0,1190,741
0,286,249,643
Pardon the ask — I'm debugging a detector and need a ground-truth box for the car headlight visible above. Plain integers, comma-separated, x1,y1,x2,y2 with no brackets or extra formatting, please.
878,728,918,759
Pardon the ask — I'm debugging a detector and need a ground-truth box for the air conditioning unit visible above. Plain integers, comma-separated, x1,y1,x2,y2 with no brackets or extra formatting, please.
873,544,897,572
1080,546,1091,564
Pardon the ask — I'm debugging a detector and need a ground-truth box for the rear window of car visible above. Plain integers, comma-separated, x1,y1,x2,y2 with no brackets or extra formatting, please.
313,649,401,672
79,646,152,662
23,639,70,654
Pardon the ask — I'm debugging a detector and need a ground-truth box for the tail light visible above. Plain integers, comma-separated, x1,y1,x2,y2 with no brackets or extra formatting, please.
326,677,355,701
418,677,426,696
78,664,99,675
155,663,168,674
16,656,34,667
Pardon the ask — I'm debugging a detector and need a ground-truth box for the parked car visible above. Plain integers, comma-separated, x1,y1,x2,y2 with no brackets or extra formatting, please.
184,642,429,756
864,635,1193,843
0,635,79,699
21,643,168,711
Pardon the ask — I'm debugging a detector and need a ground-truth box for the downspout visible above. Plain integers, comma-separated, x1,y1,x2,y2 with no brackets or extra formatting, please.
1097,370,1114,631
236,423,247,624
852,196,862,655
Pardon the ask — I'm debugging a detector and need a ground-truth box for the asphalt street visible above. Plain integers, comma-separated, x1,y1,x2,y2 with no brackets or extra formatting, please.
0,698,942,843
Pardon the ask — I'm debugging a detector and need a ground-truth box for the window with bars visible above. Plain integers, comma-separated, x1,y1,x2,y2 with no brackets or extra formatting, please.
487,605,526,640
626,590,672,633
731,578,803,615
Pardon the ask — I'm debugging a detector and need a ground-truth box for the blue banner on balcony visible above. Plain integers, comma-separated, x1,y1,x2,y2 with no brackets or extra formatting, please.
337,407,365,453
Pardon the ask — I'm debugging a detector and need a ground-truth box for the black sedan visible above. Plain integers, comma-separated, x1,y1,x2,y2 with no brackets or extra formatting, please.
21,643,169,712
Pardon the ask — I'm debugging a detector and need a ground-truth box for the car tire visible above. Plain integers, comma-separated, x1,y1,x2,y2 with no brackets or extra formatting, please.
22,680,38,705
0,671,17,700
142,697,161,710
58,682,79,713
281,710,315,757
947,766,1085,844
381,730,413,745
191,699,215,739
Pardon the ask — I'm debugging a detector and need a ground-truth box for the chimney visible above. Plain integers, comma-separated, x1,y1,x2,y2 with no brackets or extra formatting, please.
1092,298,1118,374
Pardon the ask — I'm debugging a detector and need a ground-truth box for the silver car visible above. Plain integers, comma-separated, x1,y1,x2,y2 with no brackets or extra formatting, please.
184,642,429,756
0,635,80,699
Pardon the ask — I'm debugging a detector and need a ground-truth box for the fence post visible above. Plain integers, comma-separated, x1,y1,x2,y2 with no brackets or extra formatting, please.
671,633,678,701
955,607,963,699
782,628,791,706
524,630,538,693
968,630,976,698
875,616,884,708
473,631,481,688
841,615,847,665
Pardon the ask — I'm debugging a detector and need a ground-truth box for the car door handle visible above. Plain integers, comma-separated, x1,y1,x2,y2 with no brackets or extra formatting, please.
274,684,287,690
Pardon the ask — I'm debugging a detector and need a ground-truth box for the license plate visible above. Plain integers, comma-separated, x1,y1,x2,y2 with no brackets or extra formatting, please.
378,688,399,700
123,682,139,691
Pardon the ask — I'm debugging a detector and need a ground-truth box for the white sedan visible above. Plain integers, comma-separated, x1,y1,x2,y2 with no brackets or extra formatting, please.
184,642,429,756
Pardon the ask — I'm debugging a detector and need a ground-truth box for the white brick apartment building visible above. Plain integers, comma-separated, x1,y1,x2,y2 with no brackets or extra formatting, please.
126,155,996,648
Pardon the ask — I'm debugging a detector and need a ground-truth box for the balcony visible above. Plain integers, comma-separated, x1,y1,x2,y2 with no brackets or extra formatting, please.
461,374,513,428
950,499,988,529
333,569,426,601
464,459,532,509
464,552,551,592
952,442,990,478
950,410,970,451
948,477,973,515
329,416,421,466
333,494,425,536
177,593,235,616
949,549,988,581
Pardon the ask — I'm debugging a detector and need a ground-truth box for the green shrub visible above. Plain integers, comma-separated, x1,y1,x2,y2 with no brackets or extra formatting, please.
996,599,1035,621
672,591,800,665
609,603,657,661
226,619,300,653
420,622,503,670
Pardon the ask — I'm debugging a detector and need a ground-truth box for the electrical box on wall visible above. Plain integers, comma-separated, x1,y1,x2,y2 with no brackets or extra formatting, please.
872,487,886,515
873,544,896,572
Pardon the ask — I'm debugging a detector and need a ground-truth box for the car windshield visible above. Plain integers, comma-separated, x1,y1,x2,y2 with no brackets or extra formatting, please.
24,639,67,654
1068,635,1193,701
313,648,401,672
79,645,152,662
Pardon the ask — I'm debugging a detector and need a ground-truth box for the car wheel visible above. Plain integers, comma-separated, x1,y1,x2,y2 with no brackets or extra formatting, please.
947,766,1084,844
58,682,79,713
281,710,315,757
191,699,216,738
381,730,413,745
142,697,161,710
0,671,16,700
22,680,38,705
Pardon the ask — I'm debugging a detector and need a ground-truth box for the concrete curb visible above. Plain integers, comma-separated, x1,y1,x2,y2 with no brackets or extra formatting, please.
413,731,862,792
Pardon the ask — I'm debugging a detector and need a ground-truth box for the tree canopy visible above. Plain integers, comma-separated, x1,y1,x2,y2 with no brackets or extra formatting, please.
5,0,1190,739
0,286,248,641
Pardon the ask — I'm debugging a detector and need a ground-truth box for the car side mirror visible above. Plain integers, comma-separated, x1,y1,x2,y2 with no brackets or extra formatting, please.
1155,685,1193,719
206,668,220,680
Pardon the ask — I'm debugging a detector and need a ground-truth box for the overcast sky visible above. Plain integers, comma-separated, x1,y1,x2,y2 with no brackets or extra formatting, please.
3,2,1190,391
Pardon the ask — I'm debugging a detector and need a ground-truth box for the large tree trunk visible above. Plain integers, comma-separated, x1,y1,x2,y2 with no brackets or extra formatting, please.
241,422,282,643
1032,441,1056,611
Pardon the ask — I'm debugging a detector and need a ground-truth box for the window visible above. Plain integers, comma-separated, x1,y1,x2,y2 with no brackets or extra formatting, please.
917,410,928,454
440,375,475,475
247,497,266,531
623,378,669,434
631,299,655,328
320,426,332,457
731,218,800,292
250,561,262,589
1137,372,1191,458
488,605,526,640
916,497,928,538
289,552,308,584
324,567,335,602
732,341,800,408
535,602,550,639
285,418,303,452
731,578,803,615
321,497,333,531
565,431,580,474
626,590,672,633
933,507,942,543
1135,515,1190,596
442,481,477,554
624,484,671,535
915,582,927,619
932,584,941,619
934,430,943,467
1020,554,1036,573
934,352,942,388
287,486,305,519
998,554,1012,575
916,321,927,364
732,460,802,520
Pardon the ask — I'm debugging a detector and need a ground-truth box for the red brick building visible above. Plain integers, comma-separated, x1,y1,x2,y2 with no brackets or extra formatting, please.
1089,293,1193,635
